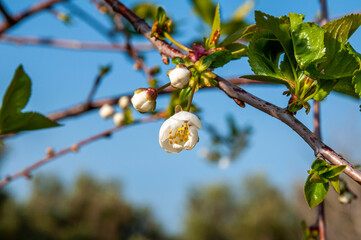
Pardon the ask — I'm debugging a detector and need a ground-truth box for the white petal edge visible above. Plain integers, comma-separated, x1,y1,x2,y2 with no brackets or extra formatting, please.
171,111,202,129
159,118,181,142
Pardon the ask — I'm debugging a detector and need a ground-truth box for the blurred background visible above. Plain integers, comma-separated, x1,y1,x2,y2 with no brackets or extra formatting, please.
0,0,361,239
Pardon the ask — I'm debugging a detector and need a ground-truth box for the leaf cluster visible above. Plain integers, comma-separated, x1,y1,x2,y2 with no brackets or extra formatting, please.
304,158,346,208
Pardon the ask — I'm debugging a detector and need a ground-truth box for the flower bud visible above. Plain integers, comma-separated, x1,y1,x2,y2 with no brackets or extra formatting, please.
131,88,157,113
113,112,125,126
118,96,130,109
99,104,114,118
168,65,191,89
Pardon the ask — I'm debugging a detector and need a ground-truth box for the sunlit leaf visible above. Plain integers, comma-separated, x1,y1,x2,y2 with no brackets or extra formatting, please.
304,173,329,208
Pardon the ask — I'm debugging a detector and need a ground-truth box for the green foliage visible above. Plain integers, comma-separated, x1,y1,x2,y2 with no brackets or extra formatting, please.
182,175,301,240
204,3,221,49
246,11,361,113
0,174,169,240
190,0,217,25
304,159,346,208
0,65,60,135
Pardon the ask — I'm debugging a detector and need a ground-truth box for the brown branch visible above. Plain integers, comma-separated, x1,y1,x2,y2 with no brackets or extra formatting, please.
0,114,163,188
319,0,329,25
313,101,326,240
0,0,67,34
0,1,14,24
104,0,361,184
0,35,154,52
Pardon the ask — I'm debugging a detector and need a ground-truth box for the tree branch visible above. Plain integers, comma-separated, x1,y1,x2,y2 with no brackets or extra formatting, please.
103,0,361,184
0,1,14,24
0,114,163,188
0,35,154,52
0,0,67,34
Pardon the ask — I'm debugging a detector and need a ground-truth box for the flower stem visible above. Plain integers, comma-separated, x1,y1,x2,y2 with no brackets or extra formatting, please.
187,84,197,112
164,32,192,52
156,82,171,92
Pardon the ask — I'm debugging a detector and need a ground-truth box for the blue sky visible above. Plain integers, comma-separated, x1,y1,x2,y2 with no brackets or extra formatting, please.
0,0,361,234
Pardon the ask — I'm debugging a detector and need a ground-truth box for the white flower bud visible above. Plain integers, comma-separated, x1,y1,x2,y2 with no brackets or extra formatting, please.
113,112,125,126
338,191,356,204
118,96,130,109
168,65,191,89
99,104,114,118
131,88,157,113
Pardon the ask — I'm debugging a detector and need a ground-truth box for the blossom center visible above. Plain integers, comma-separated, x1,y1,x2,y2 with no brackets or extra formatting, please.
168,123,190,145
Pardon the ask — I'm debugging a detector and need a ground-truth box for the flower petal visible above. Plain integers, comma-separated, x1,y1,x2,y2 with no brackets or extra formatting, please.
171,111,202,129
159,138,183,153
183,126,198,150
159,118,180,142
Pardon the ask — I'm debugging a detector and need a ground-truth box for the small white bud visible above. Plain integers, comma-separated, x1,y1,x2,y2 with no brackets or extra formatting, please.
168,65,191,89
131,88,157,113
113,112,125,126
338,191,356,204
99,104,114,118
218,157,231,169
118,96,130,109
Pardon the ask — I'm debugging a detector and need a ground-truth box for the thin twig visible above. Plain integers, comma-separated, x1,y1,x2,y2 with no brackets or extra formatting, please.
0,35,154,52
315,1,329,239
0,114,163,188
85,68,110,106
0,1,14,24
0,0,67,34
104,0,361,184
314,101,326,240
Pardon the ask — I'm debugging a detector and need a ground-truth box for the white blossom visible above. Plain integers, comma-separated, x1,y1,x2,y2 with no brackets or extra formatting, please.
168,65,191,89
131,88,157,113
159,111,202,153
113,112,125,126
118,96,130,109
99,104,114,118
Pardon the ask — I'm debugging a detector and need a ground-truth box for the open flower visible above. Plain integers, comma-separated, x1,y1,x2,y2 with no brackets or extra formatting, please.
159,111,202,153
168,65,191,89
131,88,157,113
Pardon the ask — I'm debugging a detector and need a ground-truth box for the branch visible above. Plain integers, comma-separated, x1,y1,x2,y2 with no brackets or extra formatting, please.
0,114,163,188
0,0,67,34
0,35,154,52
0,1,14,24
104,0,361,184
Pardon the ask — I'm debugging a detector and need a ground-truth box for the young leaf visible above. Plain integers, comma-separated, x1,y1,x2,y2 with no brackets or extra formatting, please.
171,57,185,65
311,158,328,172
313,79,338,101
0,112,60,134
204,49,232,68
304,173,329,208
320,165,346,179
289,13,325,69
1,65,31,118
329,176,341,193
205,3,221,49
179,87,192,102
333,77,359,98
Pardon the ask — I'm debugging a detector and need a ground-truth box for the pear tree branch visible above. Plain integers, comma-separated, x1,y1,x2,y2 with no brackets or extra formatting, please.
104,0,361,184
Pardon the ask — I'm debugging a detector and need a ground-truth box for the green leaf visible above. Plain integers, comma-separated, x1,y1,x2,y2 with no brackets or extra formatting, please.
231,0,254,21
352,71,361,97
225,43,247,59
313,79,338,101
247,31,285,80
304,173,329,208
1,65,31,117
309,173,329,183
0,112,60,134
289,13,325,69
254,11,296,73
310,14,361,79
205,3,221,49
179,87,192,102
171,57,185,65
204,49,232,68
156,7,166,22
311,158,328,171
333,77,360,98
190,0,216,25
124,108,134,125
329,176,341,193
220,28,246,47
320,165,346,179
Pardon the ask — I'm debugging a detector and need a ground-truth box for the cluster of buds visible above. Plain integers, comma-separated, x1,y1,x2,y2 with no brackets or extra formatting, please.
98,96,131,127
151,7,172,40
